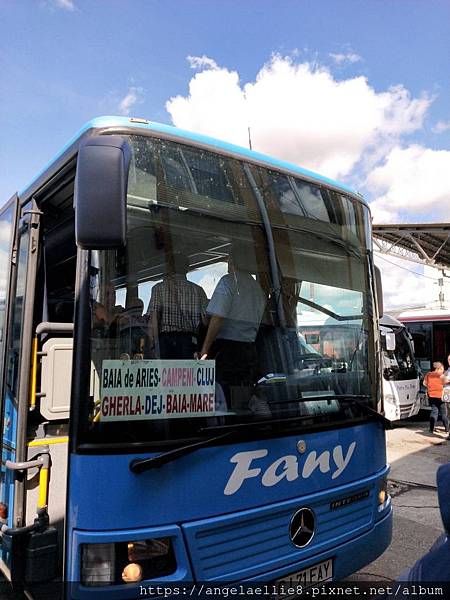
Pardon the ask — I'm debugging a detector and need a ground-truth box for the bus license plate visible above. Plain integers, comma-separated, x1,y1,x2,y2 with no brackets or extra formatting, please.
275,559,333,597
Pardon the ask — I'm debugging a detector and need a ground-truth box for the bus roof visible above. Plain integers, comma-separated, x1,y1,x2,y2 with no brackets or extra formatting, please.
379,314,404,329
391,307,450,323
20,116,363,203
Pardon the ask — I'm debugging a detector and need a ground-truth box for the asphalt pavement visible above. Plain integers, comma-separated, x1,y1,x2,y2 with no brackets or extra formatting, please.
349,415,449,582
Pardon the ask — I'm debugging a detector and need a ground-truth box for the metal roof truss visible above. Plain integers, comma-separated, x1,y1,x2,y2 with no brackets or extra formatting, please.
372,224,450,270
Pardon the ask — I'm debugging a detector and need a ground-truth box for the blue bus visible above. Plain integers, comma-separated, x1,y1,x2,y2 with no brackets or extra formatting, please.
0,117,392,598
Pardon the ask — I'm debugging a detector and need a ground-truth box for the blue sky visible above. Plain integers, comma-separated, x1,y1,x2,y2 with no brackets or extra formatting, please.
1,0,450,308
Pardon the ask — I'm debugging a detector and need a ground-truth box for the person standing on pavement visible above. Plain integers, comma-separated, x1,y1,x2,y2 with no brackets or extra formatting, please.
442,353,450,398
423,361,449,434
441,354,450,439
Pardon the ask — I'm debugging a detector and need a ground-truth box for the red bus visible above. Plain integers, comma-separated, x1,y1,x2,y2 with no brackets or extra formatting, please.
393,308,450,373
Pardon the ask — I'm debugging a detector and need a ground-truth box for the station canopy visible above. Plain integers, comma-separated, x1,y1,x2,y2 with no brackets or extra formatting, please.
372,223,450,270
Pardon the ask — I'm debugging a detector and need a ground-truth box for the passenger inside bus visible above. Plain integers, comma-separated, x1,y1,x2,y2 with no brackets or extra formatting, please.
92,283,125,337
115,287,146,359
147,251,208,359
199,245,267,411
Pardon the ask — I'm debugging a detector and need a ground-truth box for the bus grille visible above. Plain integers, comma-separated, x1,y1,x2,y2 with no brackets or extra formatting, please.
399,403,414,418
182,486,374,581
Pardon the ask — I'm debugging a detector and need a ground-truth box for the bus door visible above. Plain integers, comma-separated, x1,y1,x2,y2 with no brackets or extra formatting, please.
433,323,450,366
0,202,41,581
0,196,20,536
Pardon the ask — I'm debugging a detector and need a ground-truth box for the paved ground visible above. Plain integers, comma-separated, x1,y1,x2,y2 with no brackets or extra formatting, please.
349,415,448,582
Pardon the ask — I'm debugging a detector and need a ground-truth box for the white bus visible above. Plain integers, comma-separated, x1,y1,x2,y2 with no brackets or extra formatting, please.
380,315,420,421
300,314,420,421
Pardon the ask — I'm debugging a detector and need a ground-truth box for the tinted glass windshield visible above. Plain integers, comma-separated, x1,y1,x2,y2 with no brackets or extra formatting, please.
381,326,417,381
405,322,432,372
79,134,376,447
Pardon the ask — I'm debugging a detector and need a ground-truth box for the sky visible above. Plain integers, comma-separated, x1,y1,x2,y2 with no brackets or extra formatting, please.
1,0,450,309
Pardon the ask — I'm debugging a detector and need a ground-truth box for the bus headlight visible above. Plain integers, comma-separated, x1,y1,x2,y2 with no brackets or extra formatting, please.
81,538,176,586
384,394,396,405
377,477,389,509
122,562,143,583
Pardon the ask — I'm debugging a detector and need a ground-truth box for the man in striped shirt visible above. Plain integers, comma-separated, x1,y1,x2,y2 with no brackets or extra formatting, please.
147,253,208,359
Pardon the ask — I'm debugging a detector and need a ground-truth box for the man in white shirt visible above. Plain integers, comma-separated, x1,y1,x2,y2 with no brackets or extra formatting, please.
199,246,266,410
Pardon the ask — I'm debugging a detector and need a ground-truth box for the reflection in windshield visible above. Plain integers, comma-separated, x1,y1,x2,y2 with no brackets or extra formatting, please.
80,134,376,446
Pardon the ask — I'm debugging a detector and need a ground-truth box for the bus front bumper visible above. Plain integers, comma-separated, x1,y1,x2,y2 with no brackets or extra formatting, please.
67,501,392,598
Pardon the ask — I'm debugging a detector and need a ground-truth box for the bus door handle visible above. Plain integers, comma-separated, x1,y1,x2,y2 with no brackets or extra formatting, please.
6,447,51,509
1,447,57,583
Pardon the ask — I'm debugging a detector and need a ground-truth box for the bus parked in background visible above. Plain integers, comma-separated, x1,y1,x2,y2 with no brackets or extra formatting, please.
393,308,450,410
300,315,420,421
379,315,420,421
0,117,391,598
394,308,450,374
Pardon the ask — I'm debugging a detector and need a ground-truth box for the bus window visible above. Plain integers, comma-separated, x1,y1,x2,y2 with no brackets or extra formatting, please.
181,146,238,204
381,326,417,381
79,135,375,447
268,172,305,217
406,322,432,371
0,204,16,380
292,179,330,222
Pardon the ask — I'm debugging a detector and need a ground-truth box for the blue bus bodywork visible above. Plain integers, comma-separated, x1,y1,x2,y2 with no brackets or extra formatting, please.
0,117,391,597
67,423,391,595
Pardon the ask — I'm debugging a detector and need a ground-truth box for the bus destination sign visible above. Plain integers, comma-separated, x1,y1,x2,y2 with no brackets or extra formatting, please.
99,359,216,421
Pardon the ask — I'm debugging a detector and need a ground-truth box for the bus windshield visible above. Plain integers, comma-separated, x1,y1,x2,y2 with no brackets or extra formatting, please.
381,325,417,381
80,134,376,447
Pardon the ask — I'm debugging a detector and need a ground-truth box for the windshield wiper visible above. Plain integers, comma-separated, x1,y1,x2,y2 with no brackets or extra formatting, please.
268,393,391,428
129,421,273,474
317,393,392,428
130,431,233,473
129,395,390,474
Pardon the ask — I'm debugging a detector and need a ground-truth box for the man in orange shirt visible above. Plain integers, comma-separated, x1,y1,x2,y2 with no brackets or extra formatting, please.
424,362,449,434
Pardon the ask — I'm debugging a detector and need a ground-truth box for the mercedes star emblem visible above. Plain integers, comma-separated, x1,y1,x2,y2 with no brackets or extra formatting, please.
289,507,316,548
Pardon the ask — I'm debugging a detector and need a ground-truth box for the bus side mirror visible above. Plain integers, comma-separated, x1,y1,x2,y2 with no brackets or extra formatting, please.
385,332,396,351
74,136,131,249
374,266,383,318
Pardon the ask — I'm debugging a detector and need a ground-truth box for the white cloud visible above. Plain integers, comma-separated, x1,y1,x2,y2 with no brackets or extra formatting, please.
52,0,75,10
118,86,144,116
329,52,362,64
367,145,450,223
166,54,431,180
164,53,449,311
433,120,450,134
187,55,219,70
369,203,399,224
374,254,440,310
